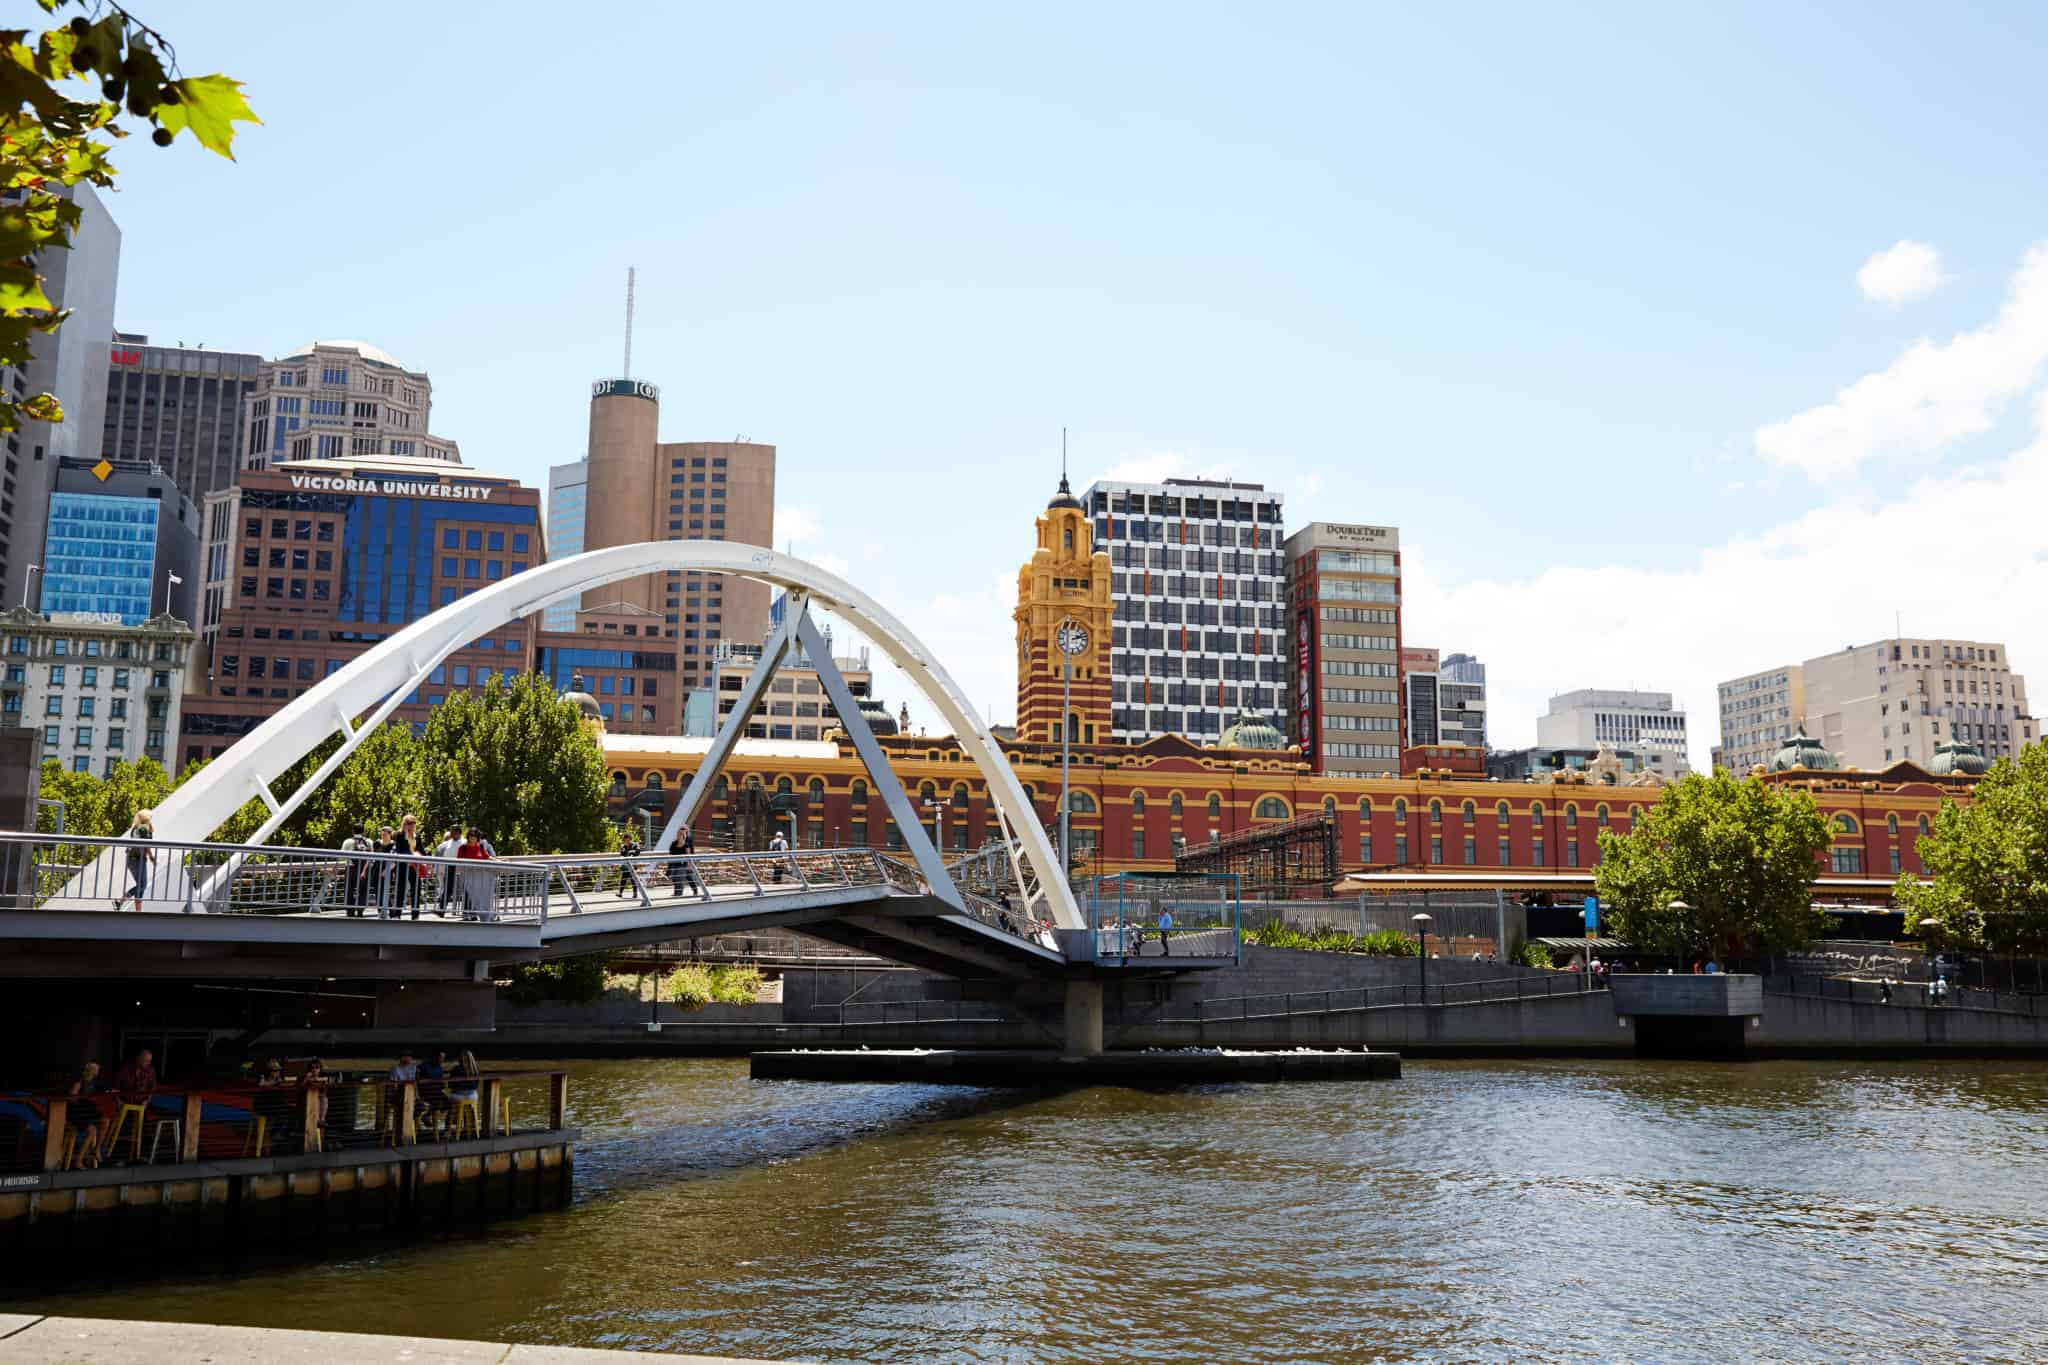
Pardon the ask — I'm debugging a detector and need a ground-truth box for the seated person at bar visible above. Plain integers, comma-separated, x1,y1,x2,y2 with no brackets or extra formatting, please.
417,1050,454,1130
66,1061,103,1166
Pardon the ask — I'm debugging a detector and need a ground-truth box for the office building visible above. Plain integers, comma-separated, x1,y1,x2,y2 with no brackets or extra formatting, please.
1801,637,2036,769
531,631,677,736
180,453,542,765
1487,745,1660,783
0,183,121,612
1716,664,1805,774
578,379,776,700
542,458,588,631
1536,689,1691,779
102,335,262,510
1403,646,1485,749
1082,475,1287,743
683,627,877,743
0,605,193,776
1283,521,1402,776
39,456,201,625
237,340,458,474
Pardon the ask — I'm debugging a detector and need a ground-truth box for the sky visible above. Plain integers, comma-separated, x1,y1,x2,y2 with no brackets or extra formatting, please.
95,2,2048,766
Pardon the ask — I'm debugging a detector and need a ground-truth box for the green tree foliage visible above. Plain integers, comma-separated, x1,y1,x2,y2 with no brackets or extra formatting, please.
498,955,609,1008
1596,770,1833,958
34,755,171,863
1898,745,2048,956
418,673,609,854
1,2,256,432
305,721,424,847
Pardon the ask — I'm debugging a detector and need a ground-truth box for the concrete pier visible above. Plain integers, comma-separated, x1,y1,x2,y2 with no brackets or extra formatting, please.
0,1315,791,1363
749,1047,1400,1086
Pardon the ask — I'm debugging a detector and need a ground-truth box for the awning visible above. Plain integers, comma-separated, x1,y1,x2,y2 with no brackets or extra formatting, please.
1534,936,1630,952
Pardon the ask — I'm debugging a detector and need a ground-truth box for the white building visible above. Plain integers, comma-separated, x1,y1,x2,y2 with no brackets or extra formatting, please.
1802,636,2036,769
0,606,194,776
238,340,458,473
1716,664,1804,774
542,458,588,632
1082,476,1287,743
1537,688,1691,779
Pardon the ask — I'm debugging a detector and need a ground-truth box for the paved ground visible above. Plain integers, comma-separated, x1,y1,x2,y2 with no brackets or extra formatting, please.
0,1315,796,1364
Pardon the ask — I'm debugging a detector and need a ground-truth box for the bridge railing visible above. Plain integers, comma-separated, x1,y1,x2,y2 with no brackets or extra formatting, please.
1133,972,1605,1023
0,831,551,922
531,848,899,913
871,852,1062,952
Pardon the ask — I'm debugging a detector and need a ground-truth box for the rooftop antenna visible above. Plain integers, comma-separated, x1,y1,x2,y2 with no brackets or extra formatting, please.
622,266,636,378
1059,426,1069,495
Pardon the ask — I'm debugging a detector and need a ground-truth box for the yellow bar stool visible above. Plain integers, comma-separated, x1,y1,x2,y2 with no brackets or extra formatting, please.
103,1102,147,1160
449,1095,481,1139
241,1115,270,1156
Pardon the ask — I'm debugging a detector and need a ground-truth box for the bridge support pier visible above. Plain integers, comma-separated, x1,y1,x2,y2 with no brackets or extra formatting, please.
1062,979,1104,1057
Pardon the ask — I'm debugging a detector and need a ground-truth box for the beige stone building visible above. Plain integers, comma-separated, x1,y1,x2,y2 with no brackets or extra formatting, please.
1719,637,2038,773
238,340,458,472
578,380,774,703
1283,521,1403,775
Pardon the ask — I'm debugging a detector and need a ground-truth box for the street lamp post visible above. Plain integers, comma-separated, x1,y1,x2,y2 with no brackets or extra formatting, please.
1668,900,1693,976
922,798,945,852
1918,917,1946,1003
1412,912,1433,1002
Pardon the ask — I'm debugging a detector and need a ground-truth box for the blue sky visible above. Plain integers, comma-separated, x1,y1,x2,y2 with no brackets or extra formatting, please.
101,3,2048,760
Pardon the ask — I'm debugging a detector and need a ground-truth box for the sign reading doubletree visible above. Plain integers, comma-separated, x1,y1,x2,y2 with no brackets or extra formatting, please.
592,378,660,402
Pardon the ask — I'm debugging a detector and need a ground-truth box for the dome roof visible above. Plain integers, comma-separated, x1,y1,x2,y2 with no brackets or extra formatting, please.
1046,472,1083,512
1218,712,1287,751
291,339,406,369
1770,728,1838,772
561,674,602,721
1928,741,1990,776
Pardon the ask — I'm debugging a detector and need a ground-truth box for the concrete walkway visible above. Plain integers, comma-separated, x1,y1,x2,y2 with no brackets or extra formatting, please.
0,1315,796,1364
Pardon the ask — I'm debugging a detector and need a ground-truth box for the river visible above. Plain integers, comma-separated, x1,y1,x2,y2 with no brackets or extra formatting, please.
10,1058,2048,1363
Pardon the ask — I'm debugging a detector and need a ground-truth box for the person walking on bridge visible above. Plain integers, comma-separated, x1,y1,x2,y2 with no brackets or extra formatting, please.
1157,906,1174,957
113,808,153,912
769,829,790,883
433,825,461,916
393,815,424,919
617,831,644,900
668,827,700,898
456,828,494,920
340,822,372,916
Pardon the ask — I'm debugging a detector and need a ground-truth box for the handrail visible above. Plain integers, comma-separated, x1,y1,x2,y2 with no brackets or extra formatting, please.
1136,972,1606,1022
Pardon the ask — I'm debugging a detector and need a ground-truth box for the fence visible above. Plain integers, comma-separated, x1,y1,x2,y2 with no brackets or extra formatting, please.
1083,873,1241,962
0,1069,569,1176
1,831,551,922
1239,889,1511,957
1767,973,2048,1018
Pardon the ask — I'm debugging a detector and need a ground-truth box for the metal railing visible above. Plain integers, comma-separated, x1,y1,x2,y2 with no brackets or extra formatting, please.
1085,872,1243,964
0,831,551,922
0,1069,568,1176
1131,972,1605,1024
1767,973,2048,1018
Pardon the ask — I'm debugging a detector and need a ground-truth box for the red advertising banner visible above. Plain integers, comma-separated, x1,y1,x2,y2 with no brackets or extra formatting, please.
1295,603,1316,764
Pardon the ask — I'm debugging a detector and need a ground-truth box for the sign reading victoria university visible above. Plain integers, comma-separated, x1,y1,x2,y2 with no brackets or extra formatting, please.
286,474,496,502
1295,603,1317,762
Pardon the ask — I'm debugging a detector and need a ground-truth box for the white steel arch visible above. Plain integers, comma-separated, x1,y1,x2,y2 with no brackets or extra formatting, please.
141,543,1083,930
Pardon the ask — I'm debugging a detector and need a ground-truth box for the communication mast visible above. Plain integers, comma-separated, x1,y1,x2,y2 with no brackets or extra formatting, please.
623,266,637,378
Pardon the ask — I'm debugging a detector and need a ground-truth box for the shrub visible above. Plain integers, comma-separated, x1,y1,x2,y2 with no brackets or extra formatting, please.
1515,942,1554,969
498,953,610,1007
659,962,763,1009
1358,929,1418,958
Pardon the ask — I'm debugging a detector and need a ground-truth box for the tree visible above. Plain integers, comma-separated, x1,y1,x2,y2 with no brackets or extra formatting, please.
1898,745,2048,958
1596,770,1833,959
418,673,609,855
2,3,256,432
304,721,424,848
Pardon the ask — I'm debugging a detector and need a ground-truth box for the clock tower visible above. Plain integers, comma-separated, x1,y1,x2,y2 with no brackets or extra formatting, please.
1014,473,1112,744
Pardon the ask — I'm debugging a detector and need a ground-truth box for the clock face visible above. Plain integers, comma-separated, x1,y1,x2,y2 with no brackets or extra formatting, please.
1056,620,1090,656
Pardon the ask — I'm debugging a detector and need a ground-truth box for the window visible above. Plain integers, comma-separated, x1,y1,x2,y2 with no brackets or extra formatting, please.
1597,804,1610,828
1131,791,1145,816
74,725,93,746
1496,801,1510,822
1170,792,1184,817
1207,793,1221,818
1566,841,1579,868
1429,800,1442,825
1463,836,1476,865
1067,791,1096,814
1253,796,1290,819
1395,833,1408,865
1565,804,1579,829
1886,813,1899,836
1830,847,1864,874
44,696,61,716
1498,837,1510,865
1833,814,1859,835
1430,836,1442,864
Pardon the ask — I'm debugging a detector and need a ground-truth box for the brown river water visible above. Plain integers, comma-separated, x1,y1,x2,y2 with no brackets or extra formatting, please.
9,1056,2048,1363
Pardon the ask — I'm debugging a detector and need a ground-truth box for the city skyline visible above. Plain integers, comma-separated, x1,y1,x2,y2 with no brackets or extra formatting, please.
92,3,2048,767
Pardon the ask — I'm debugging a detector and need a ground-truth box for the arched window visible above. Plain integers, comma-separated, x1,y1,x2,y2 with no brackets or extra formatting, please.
1359,797,1373,819
1394,798,1407,822
1565,803,1579,828
951,784,970,810
1170,791,1184,817
1461,800,1476,820
1530,801,1545,823
609,771,627,796
646,772,663,791
1886,813,1899,836
807,778,825,804
1917,815,1930,836
1067,790,1096,814
1323,796,1337,817
918,782,937,808
1834,814,1859,835
1429,799,1443,824
1131,791,1146,815
1496,801,1510,821
850,779,868,805
712,775,729,802
1254,795,1291,819
1207,792,1221,818
1597,803,1610,828
775,776,793,795
744,774,763,792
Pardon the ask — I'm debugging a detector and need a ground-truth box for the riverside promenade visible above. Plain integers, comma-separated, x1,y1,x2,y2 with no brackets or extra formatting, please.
0,1315,791,1363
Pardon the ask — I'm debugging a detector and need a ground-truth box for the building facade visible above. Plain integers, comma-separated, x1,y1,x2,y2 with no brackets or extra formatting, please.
541,458,588,632
1536,689,1691,779
40,456,200,625
102,335,261,511
238,341,457,474
1801,636,2036,770
1282,521,1402,776
577,379,776,701
1,184,121,613
0,606,193,776
1081,476,1286,744
1716,663,1805,774
1013,477,1112,744
683,631,877,743
1402,647,1484,749
180,455,542,765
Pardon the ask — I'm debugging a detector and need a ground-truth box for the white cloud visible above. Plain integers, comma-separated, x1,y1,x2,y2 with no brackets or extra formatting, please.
861,541,884,562
775,502,823,544
1297,470,1325,502
1415,388,2048,770
1857,239,1946,306
1091,450,1233,486
1755,243,2048,480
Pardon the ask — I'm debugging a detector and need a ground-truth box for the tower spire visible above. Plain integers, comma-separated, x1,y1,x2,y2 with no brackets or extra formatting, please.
1058,425,1069,495
623,266,636,378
